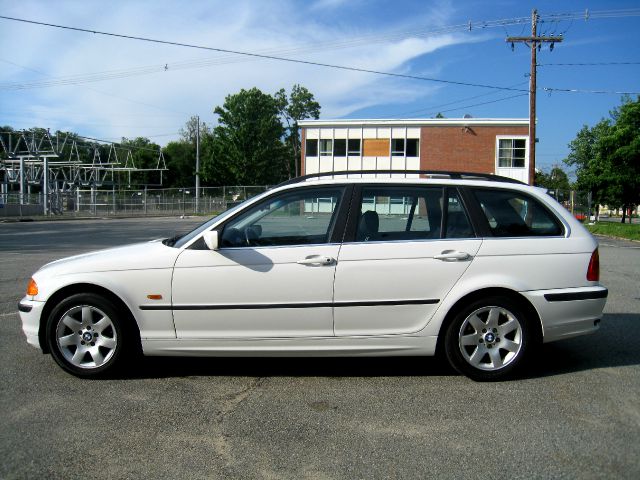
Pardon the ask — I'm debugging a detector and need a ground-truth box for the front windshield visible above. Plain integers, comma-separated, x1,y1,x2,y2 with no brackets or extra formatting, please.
167,193,268,248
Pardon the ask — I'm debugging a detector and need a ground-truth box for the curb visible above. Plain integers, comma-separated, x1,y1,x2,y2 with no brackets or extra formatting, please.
0,214,205,223
593,234,640,244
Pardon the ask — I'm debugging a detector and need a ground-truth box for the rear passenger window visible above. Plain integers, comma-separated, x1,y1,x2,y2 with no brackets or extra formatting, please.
473,189,563,237
355,186,475,242
357,187,442,241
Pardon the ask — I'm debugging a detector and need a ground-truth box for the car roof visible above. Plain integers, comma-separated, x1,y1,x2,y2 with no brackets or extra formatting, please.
275,170,525,189
269,171,536,196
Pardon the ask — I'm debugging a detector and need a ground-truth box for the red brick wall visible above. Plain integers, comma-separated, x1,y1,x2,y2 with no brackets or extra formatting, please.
420,126,529,173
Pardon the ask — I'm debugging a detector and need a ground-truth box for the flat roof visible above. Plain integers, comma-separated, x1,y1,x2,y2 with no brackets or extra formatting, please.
299,118,529,127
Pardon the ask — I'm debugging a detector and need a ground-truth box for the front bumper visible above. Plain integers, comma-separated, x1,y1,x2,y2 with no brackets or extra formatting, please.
18,297,46,350
522,286,608,343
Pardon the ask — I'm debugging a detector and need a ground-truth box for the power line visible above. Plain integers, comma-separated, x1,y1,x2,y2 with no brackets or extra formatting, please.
0,58,189,115
0,16,544,91
76,134,164,152
390,81,529,117
1,11,637,93
0,15,532,93
543,87,640,95
541,8,640,21
425,93,528,116
538,61,640,66
144,132,181,138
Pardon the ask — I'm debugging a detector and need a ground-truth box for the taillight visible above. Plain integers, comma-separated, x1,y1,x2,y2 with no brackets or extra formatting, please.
587,249,600,282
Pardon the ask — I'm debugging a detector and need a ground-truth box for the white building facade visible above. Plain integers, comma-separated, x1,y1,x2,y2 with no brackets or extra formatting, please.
299,118,531,184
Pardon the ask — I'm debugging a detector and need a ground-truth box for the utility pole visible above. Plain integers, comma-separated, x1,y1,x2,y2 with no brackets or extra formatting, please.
195,115,200,214
506,9,562,185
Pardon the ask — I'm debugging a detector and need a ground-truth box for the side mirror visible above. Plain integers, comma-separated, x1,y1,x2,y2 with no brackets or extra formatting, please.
203,230,219,251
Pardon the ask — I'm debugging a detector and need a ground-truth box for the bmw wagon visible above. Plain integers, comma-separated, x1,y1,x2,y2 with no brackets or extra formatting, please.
18,171,608,381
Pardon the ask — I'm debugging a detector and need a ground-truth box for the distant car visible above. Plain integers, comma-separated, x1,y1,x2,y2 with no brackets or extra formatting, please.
18,171,607,381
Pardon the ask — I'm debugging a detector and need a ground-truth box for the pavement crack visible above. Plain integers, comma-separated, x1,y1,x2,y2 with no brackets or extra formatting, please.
217,377,266,420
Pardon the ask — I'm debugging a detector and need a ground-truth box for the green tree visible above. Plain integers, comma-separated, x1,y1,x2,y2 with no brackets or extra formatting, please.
535,166,571,192
161,116,215,188
599,97,640,222
565,120,612,219
565,96,640,223
179,115,211,143
203,87,288,185
275,85,321,178
163,140,195,188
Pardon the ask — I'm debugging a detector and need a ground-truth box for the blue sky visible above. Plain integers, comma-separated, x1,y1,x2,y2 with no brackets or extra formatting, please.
1,0,639,173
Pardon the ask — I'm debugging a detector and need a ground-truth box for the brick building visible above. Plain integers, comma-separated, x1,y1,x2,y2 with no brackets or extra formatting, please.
299,118,531,183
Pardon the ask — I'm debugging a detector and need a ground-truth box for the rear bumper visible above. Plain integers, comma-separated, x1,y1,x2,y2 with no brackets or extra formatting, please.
522,286,608,343
18,298,46,350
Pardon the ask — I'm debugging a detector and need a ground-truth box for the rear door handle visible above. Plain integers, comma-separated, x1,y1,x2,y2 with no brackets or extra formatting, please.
297,255,336,266
433,250,471,261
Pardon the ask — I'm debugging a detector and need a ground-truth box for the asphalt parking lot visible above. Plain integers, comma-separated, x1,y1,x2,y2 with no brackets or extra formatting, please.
1,217,639,479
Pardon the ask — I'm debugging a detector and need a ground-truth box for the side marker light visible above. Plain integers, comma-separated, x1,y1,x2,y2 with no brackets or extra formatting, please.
26,278,38,296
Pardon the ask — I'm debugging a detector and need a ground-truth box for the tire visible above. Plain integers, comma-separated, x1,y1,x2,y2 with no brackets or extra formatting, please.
46,293,136,378
444,296,534,381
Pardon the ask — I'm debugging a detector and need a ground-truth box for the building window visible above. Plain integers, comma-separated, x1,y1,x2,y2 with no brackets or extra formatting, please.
391,139,405,156
498,138,526,168
348,139,361,155
334,139,346,156
390,138,419,157
305,139,318,157
406,138,419,157
319,139,333,156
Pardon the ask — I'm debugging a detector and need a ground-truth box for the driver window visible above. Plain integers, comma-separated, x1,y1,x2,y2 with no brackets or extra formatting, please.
220,187,344,247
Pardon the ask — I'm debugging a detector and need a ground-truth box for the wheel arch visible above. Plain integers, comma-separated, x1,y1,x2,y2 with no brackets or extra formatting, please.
39,283,140,354
435,287,543,356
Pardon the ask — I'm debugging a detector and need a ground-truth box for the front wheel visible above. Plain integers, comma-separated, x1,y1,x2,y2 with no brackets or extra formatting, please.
444,296,534,381
46,293,134,378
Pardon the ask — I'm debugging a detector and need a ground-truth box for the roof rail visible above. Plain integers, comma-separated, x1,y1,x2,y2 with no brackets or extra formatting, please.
275,170,526,188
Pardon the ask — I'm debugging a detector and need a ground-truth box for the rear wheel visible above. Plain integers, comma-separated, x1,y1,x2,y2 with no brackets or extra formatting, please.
46,293,135,378
444,296,533,381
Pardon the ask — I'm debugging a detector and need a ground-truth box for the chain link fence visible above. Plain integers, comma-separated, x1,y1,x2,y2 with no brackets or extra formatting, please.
0,186,269,218
545,189,592,222
3,185,627,223
546,188,638,223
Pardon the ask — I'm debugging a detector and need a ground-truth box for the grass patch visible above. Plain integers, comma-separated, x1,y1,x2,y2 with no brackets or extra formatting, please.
585,221,640,241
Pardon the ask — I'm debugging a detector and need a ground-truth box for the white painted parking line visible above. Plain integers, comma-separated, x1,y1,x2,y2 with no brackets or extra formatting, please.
0,312,17,318
600,243,640,249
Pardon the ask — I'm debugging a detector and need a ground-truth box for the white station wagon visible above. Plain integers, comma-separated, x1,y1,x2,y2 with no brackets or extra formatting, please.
18,171,608,381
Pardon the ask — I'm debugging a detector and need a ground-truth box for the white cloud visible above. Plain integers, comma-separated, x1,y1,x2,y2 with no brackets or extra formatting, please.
309,0,357,11
0,0,483,143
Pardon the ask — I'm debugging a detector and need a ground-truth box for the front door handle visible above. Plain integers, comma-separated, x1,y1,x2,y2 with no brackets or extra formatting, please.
297,255,336,266
433,250,471,261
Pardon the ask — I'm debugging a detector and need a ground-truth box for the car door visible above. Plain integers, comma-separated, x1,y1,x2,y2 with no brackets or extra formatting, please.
172,185,349,338
333,184,482,336
467,187,581,287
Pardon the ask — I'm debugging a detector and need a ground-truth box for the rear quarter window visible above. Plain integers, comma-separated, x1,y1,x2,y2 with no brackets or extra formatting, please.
472,188,564,237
